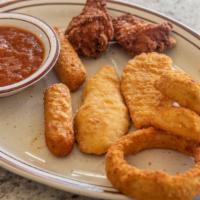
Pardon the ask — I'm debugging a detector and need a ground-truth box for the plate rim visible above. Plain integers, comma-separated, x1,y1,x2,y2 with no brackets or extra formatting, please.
0,0,199,40
0,1,199,200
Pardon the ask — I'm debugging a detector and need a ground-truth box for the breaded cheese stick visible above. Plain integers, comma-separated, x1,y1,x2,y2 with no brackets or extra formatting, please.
54,27,86,92
155,70,200,115
75,66,130,155
44,83,74,156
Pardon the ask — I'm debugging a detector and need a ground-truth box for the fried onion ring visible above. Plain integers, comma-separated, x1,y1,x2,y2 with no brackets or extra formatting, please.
105,127,200,200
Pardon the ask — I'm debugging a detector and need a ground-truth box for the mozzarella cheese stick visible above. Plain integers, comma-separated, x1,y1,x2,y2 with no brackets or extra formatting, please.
44,83,74,156
54,27,86,92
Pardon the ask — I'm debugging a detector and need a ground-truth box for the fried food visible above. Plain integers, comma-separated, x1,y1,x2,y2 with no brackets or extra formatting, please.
75,66,130,155
54,27,86,92
106,127,200,200
44,83,74,157
65,0,114,58
151,106,200,142
155,70,200,115
113,14,176,56
121,52,200,141
121,52,173,128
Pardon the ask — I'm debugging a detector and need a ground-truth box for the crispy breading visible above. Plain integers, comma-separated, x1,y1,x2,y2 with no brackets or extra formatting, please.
121,52,173,128
155,70,200,115
106,127,200,200
54,27,86,92
44,83,74,157
121,52,200,141
151,106,200,141
75,66,130,155
65,0,114,58
113,14,176,56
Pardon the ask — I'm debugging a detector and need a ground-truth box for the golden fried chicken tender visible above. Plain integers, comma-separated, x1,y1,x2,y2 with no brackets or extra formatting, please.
75,66,130,155
155,70,200,115
121,52,200,141
54,27,86,92
121,52,173,128
44,83,74,157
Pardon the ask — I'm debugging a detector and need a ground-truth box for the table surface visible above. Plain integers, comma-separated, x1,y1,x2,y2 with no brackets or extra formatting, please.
0,0,200,200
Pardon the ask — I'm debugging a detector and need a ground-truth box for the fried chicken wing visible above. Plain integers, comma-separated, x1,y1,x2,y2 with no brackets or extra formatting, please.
54,27,86,92
44,83,74,157
121,52,200,141
75,66,130,155
113,14,176,56
65,0,114,58
155,70,200,115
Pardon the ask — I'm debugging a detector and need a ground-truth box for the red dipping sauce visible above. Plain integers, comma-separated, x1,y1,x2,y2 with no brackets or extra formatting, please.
0,26,45,87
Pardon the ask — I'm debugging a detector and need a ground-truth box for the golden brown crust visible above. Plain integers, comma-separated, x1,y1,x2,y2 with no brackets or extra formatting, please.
54,27,86,92
121,53,200,142
121,52,173,128
155,70,200,115
44,83,74,157
75,66,130,155
150,106,200,142
106,127,200,200
113,14,176,56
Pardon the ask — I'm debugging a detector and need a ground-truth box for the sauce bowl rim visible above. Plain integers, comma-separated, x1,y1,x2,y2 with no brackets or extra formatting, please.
0,12,60,95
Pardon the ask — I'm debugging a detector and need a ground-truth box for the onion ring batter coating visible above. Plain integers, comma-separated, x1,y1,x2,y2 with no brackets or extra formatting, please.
155,69,200,115
106,127,200,200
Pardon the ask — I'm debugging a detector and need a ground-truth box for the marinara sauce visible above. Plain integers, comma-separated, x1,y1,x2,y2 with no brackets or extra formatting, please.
0,26,45,87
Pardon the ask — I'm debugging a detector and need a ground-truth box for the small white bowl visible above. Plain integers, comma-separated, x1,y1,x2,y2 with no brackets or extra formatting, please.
0,13,60,97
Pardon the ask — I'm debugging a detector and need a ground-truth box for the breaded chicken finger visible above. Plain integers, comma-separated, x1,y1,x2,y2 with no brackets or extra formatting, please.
54,27,86,92
44,83,74,157
75,66,130,155
121,53,200,142
155,70,200,115
121,52,173,128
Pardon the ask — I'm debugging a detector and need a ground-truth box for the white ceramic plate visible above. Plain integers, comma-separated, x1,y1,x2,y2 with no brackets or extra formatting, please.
0,1,200,200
